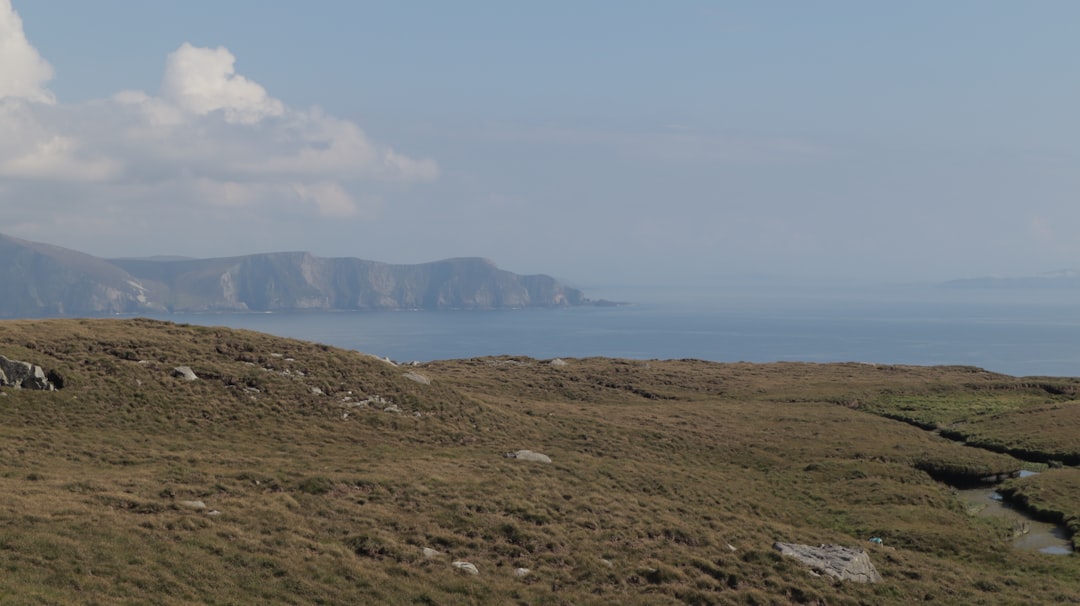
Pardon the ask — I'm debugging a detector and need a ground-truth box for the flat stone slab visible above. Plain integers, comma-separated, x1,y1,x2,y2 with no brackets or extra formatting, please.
773,542,882,583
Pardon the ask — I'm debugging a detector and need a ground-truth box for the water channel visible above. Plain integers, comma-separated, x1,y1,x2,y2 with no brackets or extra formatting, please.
956,471,1073,556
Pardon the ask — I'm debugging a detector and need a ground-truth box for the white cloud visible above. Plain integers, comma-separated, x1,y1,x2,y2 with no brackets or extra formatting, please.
160,43,284,125
0,0,54,103
291,182,361,218
0,4,437,231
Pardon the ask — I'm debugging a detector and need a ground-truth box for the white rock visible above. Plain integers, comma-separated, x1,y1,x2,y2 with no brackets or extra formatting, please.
506,450,552,464
179,500,206,510
403,372,431,385
452,561,479,575
422,547,443,559
514,567,531,577
549,358,568,366
172,366,198,381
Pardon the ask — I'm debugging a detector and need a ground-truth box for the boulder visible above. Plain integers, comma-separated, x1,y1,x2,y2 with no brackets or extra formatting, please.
773,542,882,583
504,450,552,463
422,547,443,559
452,561,479,575
172,366,198,381
0,355,55,390
402,372,431,385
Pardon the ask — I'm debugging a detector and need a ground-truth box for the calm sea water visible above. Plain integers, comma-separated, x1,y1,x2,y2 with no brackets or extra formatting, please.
150,285,1080,378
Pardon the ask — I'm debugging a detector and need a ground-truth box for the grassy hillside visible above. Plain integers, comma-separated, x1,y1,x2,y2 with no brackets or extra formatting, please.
0,319,1077,604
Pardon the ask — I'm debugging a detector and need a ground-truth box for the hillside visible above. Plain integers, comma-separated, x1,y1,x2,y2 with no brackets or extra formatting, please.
0,234,589,317
0,319,1078,604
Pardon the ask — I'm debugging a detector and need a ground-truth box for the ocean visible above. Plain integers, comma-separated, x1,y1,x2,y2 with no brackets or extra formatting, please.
152,284,1080,378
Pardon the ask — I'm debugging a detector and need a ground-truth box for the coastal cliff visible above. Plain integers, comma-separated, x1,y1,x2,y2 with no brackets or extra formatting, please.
0,234,589,317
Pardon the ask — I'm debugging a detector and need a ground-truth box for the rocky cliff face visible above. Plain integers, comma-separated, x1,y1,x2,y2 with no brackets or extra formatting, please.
0,234,163,317
0,234,589,316
115,253,587,311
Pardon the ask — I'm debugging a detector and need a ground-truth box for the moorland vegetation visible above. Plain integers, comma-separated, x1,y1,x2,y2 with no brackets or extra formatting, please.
0,318,1077,604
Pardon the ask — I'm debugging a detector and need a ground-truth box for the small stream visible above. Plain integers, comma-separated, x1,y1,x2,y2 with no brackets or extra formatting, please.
957,471,1073,556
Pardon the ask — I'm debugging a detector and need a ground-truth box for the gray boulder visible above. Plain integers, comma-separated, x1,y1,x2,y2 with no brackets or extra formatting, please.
172,366,199,381
402,371,431,385
0,355,54,390
773,542,882,583
452,561,479,575
504,450,552,463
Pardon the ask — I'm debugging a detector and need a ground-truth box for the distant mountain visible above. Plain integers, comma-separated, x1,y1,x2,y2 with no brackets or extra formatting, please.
943,269,1080,289
0,234,162,317
0,234,592,317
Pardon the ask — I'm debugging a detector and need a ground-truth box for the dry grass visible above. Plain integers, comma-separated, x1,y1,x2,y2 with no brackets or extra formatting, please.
0,319,1076,604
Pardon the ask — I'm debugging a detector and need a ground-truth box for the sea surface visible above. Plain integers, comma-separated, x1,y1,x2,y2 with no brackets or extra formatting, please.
151,284,1080,378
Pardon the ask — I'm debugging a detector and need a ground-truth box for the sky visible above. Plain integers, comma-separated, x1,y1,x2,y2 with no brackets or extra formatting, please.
2,1,1079,288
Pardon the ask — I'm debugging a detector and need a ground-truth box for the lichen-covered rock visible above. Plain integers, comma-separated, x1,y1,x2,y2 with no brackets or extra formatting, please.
773,542,882,583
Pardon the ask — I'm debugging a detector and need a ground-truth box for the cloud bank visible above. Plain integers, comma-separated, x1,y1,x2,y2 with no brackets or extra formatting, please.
0,0,436,242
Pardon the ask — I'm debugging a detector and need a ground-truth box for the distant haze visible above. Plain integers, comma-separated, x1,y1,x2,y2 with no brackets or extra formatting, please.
2,1,1079,287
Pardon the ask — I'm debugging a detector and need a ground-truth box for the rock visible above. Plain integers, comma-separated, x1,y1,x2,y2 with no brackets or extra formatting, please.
504,450,552,464
310,387,324,396
172,366,198,381
550,358,568,366
422,547,443,559
773,542,882,583
452,561,479,575
0,355,55,390
402,372,430,385
179,500,207,510
514,567,531,577
383,404,401,414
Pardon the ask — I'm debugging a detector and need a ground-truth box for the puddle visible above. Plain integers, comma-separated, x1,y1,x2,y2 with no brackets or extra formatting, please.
958,478,1073,555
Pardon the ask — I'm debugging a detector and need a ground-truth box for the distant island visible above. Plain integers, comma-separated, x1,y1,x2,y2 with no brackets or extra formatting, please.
0,233,613,317
943,269,1080,289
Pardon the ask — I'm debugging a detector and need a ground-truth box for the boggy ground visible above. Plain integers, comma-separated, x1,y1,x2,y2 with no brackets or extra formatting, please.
0,318,1077,605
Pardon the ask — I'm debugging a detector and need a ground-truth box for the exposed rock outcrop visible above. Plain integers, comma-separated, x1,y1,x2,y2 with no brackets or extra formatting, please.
0,355,57,390
772,542,882,583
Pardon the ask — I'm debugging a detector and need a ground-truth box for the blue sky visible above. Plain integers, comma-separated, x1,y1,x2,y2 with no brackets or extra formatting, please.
3,1,1079,288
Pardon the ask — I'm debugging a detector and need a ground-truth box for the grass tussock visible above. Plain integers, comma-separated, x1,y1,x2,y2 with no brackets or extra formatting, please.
0,318,1076,604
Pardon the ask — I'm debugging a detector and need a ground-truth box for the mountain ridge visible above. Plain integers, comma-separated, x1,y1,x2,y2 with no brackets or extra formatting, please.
943,269,1080,289
0,233,593,317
